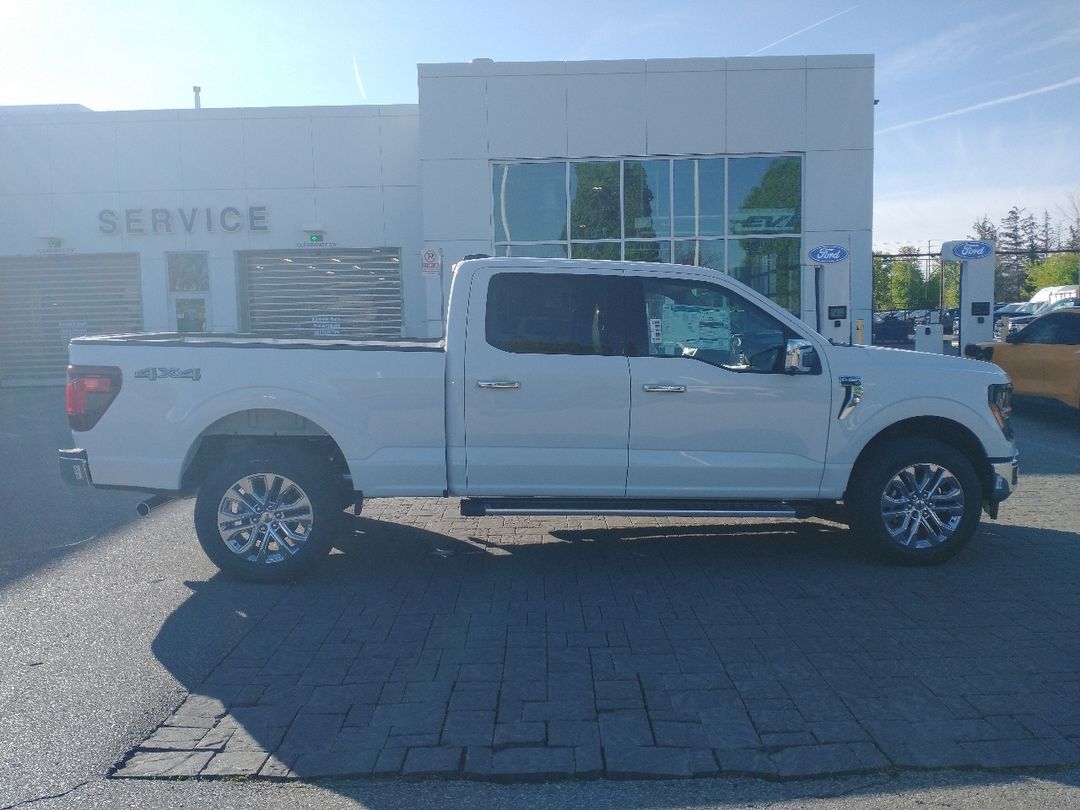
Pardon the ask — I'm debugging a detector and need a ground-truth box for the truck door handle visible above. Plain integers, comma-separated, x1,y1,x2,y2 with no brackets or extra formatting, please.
477,380,521,389
642,384,686,393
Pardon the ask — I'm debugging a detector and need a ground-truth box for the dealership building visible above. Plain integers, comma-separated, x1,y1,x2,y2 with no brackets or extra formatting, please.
0,54,874,385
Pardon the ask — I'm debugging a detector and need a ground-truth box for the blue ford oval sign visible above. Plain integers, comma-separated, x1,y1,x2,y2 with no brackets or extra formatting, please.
808,245,849,263
951,241,993,259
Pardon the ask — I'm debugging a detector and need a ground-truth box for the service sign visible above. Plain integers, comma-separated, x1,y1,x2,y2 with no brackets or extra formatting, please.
808,245,849,263
951,241,993,260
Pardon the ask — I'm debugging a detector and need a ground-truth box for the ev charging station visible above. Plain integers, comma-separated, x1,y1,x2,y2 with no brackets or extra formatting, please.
941,240,995,349
806,242,854,345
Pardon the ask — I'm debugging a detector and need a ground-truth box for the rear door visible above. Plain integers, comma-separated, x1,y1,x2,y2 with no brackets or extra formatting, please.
624,270,833,499
462,268,630,496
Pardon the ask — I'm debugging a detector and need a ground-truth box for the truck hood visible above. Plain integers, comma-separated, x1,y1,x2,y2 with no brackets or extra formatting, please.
826,343,1010,395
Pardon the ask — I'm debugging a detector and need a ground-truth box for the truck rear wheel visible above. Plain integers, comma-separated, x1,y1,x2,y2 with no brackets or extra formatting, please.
849,438,982,565
194,449,336,582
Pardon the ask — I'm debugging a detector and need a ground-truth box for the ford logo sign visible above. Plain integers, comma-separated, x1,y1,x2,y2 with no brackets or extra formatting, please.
808,245,849,263
951,241,993,260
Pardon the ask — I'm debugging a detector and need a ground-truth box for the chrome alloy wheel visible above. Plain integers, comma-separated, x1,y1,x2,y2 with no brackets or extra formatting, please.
216,473,314,564
880,463,965,548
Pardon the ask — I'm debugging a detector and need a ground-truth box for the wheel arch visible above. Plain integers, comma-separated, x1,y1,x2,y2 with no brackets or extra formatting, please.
845,416,993,501
179,408,352,500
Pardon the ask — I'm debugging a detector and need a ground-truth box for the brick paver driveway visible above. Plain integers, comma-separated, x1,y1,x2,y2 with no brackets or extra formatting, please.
117,465,1080,782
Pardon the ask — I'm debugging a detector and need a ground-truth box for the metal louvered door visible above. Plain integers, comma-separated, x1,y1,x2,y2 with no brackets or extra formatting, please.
240,248,402,339
0,254,143,386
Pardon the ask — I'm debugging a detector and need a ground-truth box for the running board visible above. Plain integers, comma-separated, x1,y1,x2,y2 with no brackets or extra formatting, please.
460,497,810,519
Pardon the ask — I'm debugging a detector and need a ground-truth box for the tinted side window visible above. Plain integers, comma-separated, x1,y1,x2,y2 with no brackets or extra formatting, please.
1018,316,1060,345
485,273,622,355
626,276,808,373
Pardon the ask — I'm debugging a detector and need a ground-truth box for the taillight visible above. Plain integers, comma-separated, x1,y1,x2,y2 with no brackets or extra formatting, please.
66,365,122,431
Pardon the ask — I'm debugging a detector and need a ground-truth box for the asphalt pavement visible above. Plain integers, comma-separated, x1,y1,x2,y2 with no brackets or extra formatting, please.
1,386,1078,809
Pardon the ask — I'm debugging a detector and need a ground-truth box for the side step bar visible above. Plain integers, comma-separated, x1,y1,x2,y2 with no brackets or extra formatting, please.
461,497,811,519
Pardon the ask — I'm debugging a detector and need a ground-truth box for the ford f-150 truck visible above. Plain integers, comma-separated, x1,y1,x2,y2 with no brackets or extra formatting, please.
60,258,1019,581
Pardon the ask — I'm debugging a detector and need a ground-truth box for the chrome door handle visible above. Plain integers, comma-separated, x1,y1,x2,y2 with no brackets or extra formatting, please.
642,384,686,393
477,380,521,389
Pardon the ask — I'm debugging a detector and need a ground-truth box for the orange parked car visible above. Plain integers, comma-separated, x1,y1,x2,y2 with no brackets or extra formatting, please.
976,309,1080,411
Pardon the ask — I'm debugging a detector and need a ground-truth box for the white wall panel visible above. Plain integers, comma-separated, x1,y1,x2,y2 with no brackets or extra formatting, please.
645,70,726,155
51,193,127,250
726,69,806,153
312,115,382,188
179,117,246,189
48,123,118,193
0,194,55,254
242,117,314,189
418,77,487,160
382,185,423,251
0,125,51,194
421,159,490,241
487,75,567,159
313,187,385,245
807,68,874,150
380,114,421,186
567,72,647,157
116,121,182,192
803,149,874,231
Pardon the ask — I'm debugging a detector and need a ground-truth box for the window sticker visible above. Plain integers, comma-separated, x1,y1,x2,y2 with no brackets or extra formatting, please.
649,318,663,344
661,303,731,350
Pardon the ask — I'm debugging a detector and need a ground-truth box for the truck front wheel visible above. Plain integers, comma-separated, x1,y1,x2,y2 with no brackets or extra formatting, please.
849,438,983,565
194,449,336,582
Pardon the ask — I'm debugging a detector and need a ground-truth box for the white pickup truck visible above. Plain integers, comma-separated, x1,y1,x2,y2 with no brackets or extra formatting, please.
60,257,1019,581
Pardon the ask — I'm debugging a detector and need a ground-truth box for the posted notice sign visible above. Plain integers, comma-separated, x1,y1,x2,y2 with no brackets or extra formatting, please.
421,248,442,275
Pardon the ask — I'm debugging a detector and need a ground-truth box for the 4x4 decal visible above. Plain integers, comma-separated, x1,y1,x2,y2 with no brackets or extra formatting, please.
135,367,202,381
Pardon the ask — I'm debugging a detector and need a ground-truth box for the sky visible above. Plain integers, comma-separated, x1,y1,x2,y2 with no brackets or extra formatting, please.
2,0,1078,251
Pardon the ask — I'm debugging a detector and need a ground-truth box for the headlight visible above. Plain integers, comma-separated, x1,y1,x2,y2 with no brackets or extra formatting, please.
988,383,1013,439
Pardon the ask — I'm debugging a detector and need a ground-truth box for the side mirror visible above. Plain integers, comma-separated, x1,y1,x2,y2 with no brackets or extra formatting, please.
1005,332,1019,344
784,339,816,374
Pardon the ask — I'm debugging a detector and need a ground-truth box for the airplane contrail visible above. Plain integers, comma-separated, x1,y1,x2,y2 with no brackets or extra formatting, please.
746,4,862,56
876,74,1080,134
352,56,368,101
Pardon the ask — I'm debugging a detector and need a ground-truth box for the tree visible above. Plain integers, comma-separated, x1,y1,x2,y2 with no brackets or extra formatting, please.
996,207,1027,301
969,216,997,243
1025,253,1080,295
872,252,894,311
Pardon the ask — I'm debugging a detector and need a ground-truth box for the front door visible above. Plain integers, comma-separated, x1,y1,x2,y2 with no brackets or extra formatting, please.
624,272,833,499
463,268,630,497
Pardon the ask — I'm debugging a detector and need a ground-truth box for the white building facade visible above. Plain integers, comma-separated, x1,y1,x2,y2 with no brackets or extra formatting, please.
0,55,873,385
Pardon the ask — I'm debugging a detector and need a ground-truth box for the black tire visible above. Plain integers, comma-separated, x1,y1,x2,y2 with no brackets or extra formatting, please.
848,438,983,565
194,448,337,582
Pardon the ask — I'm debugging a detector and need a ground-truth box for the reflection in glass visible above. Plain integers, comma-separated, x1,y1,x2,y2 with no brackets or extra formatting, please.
626,241,669,263
674,239,724,272
174,298,207,332
497,244,568,258
493,162,567,243
728,157,801,236
571,242,620,260
729,238,801,315
570,162,621,240
673,159,725,237
624,160,670,238
168,253,209,292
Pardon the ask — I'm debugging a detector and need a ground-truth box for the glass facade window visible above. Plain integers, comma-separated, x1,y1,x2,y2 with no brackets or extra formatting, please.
570,161,621,240
492,155,803,314
167,252,210,332
493,162,567,243
624,160,670,239
728,156,801,236
673,158,724,237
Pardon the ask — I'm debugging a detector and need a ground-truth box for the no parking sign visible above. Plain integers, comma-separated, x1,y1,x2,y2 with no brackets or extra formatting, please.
421,248,442,275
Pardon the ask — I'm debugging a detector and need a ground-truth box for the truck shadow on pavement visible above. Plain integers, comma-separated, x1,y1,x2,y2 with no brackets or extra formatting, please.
133,508,1080,797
